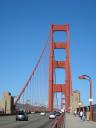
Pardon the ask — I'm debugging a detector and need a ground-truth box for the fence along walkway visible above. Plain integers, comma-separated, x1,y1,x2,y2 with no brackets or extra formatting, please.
50,113,65,128
65,113,96,128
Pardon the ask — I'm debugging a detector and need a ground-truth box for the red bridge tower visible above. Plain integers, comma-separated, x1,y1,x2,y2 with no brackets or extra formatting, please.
48,24,72,112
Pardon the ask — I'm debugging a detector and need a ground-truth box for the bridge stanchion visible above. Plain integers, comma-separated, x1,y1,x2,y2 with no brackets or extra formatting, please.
48,24,72,112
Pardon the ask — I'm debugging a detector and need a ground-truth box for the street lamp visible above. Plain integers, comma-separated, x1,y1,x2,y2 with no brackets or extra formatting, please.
78,75,93,121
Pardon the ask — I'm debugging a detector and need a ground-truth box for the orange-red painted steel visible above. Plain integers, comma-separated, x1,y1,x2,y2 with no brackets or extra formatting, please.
48,24,72,112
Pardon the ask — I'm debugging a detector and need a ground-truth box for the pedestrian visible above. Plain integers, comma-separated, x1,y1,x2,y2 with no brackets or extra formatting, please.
74,110,77,116
82,111,86,121
80,110,83,120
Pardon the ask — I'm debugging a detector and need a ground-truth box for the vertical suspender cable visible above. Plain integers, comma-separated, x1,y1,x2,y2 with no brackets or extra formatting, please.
14,35,50,105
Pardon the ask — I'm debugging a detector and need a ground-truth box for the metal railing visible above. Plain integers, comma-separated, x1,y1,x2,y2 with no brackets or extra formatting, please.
50,113,65,128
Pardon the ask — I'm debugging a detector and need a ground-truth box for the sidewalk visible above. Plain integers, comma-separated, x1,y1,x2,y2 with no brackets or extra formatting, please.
65,113,96,128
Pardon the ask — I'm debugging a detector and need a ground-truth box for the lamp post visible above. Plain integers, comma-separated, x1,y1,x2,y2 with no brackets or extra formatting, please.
79,75,92,121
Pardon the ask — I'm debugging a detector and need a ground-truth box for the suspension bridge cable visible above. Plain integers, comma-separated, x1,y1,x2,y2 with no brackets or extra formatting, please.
14,34,50,105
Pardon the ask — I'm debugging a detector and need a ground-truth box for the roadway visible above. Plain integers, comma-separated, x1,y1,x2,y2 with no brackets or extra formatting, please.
0,113,53,128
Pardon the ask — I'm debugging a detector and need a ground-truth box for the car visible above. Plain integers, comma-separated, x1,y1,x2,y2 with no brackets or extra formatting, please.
49,112,56,119
40,112,46,116
31,111,35,114
55,111,61,116
16,111,28,121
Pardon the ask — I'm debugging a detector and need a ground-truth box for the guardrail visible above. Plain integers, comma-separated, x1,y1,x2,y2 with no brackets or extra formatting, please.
50,113,65,128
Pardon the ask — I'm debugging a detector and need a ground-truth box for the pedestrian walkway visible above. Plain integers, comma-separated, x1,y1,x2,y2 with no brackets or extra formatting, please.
65,113,96,128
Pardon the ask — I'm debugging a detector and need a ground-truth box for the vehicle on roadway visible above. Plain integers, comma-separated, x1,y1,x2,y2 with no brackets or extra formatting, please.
40,112,46,116
16,111,28,121
49,112,56,119
49,111,61,119
55,111,61,116
31,111,35,114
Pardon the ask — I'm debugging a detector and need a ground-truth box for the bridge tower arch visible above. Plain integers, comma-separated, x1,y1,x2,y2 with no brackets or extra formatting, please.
48,24,72,112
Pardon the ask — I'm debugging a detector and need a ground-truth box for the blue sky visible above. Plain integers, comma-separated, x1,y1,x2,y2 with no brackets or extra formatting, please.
0,0,96,106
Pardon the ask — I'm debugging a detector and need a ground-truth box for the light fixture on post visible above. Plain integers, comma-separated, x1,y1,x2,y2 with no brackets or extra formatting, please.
78,75,93,121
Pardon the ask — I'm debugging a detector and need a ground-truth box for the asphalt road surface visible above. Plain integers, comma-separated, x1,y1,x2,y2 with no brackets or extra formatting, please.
0,113,53,128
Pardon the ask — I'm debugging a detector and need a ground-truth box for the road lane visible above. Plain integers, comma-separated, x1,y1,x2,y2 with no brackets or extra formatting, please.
0,114,34,127
18,114,52,128
0,113,53,128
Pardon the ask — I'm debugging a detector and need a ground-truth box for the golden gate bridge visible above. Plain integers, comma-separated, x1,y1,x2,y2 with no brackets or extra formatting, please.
14,24,72,113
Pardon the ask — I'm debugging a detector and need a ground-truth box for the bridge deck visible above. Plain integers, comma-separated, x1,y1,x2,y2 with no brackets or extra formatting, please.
65,113,96,128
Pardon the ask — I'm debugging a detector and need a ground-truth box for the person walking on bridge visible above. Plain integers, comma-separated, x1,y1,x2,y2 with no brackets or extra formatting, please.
74,110,77,117
80,110,83,120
